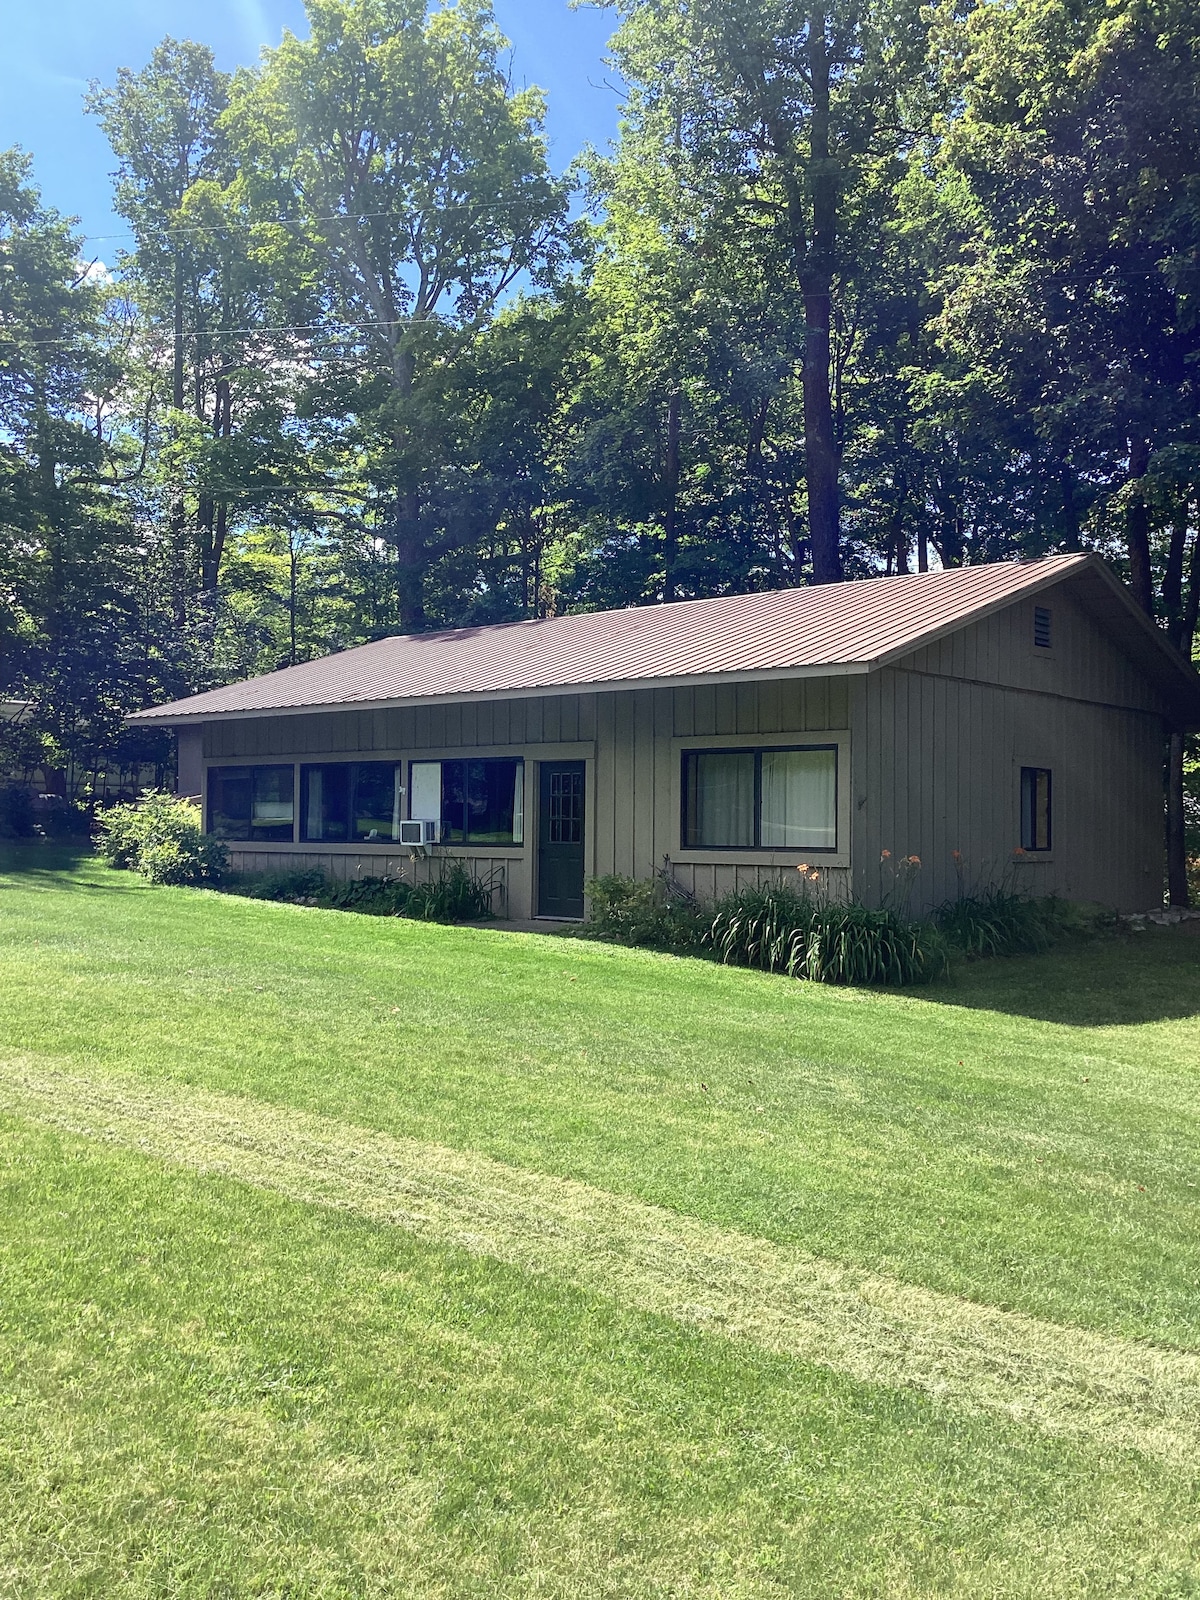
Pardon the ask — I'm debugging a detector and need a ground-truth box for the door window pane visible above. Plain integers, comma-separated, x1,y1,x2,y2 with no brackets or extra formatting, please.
548,768,583,843
761,748,836,849
208,765,294,842
683,751,755,848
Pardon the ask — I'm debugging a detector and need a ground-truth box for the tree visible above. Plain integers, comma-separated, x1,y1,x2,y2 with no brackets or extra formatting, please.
928,0,1200,900
225,0,576,630
0,149,179,795
601,0,929,583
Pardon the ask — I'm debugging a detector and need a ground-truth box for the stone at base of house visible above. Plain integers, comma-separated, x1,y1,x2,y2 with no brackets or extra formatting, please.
1126,907,1200,928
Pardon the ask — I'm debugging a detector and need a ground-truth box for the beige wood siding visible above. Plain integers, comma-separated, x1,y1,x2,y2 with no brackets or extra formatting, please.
206,678,852,917
851,669,1165,914
898,588,1164,714
201,582,1168,917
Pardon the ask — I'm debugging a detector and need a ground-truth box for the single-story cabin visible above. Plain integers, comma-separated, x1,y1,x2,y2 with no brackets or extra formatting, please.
128,554,1200,917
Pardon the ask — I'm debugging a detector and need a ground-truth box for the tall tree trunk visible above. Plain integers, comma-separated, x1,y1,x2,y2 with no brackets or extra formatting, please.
1166,514,1198,907
1162,508,1187,644
662,389,681,602
394,489,426,632
1126,437,1154,615
200,374,232,595
801,12,841,585
1167,731,1189,906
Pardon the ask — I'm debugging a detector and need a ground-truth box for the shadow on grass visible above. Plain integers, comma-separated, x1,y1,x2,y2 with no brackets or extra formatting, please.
926,928,1200,1028
0,841,143,892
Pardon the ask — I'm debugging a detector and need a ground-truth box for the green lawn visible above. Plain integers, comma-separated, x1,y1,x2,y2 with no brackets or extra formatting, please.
1,846,1199,1596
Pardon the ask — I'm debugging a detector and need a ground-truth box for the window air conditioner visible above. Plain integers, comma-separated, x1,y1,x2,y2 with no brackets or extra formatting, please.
399,818,441,846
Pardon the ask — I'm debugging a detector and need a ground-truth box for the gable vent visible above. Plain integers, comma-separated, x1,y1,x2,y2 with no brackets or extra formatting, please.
1033,605,1052,649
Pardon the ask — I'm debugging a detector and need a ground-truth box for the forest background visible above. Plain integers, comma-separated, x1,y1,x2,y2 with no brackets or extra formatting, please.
1,0,1198,893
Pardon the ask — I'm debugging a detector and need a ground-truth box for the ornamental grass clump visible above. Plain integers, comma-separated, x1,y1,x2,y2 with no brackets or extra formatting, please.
707,882,947,987
96,791,227,886
934,889,1065,958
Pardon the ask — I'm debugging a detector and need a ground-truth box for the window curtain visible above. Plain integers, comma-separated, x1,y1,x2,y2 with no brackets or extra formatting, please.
760,749,836,849
306,768,324,840
692,752,755,847
410,762,442,822
512,763,524,845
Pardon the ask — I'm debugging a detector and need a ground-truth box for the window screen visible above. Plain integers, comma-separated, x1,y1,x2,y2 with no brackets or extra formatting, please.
1020,767,1052,851
682,746,837,851
207,765,295,842
300,763,404,843
408,758,525,845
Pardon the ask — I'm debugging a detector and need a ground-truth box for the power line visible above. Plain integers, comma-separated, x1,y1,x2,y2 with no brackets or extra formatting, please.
73,196,575,247
0,313,459,350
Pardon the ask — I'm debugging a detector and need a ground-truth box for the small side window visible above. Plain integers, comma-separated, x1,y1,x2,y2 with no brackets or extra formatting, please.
1033,605,1052,648
1020,767,1052,852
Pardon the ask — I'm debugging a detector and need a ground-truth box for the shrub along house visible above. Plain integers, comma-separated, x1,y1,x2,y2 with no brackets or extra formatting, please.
128,554,1200,918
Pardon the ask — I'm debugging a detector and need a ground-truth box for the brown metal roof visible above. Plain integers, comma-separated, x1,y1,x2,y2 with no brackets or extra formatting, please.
128,554,1200,728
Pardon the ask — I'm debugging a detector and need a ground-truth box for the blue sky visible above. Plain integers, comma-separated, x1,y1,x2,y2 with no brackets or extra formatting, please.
0,0,621,250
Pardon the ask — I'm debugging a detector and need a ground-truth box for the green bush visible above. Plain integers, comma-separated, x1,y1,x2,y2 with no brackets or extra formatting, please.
96,791,227,886
934,890,1069,959
583,873,706,950
321,862,499,922
0,786,36,839
708,884,948,986
226,867,329,902
583,875,947,986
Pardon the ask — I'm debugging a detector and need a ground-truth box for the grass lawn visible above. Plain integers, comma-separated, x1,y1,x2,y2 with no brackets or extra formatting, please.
1,845,1199,1596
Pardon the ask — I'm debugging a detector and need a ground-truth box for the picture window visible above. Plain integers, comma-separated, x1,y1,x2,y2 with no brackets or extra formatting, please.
207,765,295,842
409,758,525,846
681,746,837,852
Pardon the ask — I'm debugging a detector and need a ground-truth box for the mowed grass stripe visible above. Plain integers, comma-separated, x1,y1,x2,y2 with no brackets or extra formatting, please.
2,1050,1197,1465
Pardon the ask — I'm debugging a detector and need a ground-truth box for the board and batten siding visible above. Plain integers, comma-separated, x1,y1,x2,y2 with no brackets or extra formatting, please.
204,677,851,917
852,590,1167,912
199,582,1170,917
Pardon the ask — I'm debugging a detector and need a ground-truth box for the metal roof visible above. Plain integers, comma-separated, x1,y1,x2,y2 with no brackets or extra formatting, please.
128,554,1200,728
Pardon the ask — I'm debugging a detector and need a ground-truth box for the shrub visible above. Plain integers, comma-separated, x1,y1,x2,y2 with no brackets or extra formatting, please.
33,795,92,838
709,884,948,986
934,889,1070,959
583,873,706,950
321,862,499,922
96,791,227,886
227,867,329,902
0,786,36,839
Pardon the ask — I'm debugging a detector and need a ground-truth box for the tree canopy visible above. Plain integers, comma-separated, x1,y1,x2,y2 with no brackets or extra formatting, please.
1,0,1197,884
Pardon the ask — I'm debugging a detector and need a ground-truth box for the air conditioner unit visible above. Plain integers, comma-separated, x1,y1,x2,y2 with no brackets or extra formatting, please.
399,818,441,846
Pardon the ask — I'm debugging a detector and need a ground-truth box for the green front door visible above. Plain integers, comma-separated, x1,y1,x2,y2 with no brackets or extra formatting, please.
537,761,586,919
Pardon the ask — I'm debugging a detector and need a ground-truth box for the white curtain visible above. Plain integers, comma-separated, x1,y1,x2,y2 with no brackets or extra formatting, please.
693,752,755,847
410,761,442,822
512,763,525,844
761,749,836,849
306,769,324,839
391,766,404,841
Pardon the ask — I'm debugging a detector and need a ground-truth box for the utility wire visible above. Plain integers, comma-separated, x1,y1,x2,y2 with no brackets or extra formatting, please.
0,314,459,350
72,196,573,247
